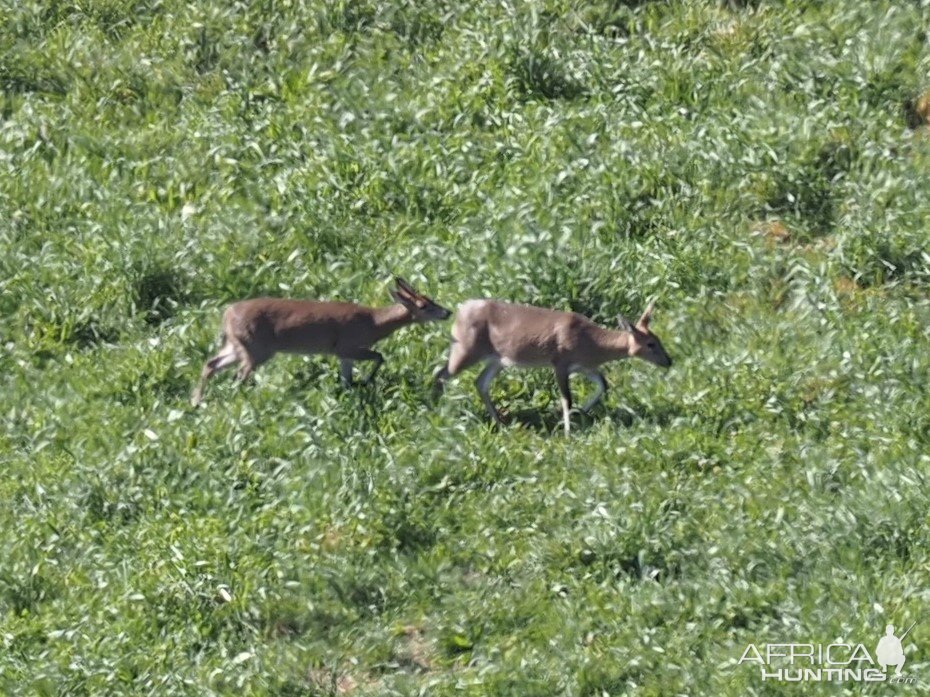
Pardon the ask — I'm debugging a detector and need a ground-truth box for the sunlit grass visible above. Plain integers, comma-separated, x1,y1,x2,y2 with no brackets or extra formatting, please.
2,0,930,694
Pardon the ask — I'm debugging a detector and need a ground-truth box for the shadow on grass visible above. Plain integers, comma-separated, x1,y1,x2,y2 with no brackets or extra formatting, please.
610,400,684,428
503,399,683,434
503,407,560,433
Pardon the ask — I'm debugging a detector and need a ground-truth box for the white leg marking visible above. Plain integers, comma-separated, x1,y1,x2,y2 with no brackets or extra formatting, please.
561,396,572,436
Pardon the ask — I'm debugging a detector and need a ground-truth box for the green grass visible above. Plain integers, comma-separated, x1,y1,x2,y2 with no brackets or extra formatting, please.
2,0,930,694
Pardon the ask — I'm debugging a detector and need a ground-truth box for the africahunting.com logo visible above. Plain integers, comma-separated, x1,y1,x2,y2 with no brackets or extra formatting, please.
738,622,916,684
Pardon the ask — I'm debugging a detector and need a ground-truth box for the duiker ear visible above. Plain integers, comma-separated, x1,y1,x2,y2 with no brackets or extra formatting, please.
617,315,634,333
389,289,411,306
637,300,655,329
394,277,418,300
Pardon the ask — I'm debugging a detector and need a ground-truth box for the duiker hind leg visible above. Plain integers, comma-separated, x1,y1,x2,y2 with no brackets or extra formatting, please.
233,340,272,384
192,343,239,405
475,360,504,426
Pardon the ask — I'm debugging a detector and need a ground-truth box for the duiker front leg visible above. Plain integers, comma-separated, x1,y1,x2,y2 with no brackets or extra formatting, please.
339,348,383,386
554,365,574,436
339,359,355,388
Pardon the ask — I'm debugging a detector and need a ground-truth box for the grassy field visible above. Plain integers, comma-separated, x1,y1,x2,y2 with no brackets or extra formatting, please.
3,0,930,694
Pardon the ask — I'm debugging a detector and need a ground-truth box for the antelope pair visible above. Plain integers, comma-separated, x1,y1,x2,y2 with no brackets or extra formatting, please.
192,278,672,434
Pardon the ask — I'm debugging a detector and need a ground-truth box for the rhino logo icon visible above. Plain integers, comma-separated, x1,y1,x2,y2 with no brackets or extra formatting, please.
876,623,914,676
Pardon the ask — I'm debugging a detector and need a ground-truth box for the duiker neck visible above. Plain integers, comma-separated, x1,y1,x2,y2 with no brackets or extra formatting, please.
590,325,632,363
372,303,413,339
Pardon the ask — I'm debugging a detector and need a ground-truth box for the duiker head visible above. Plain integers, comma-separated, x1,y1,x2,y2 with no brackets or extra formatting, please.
618,301,671,368
389,277,452,321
